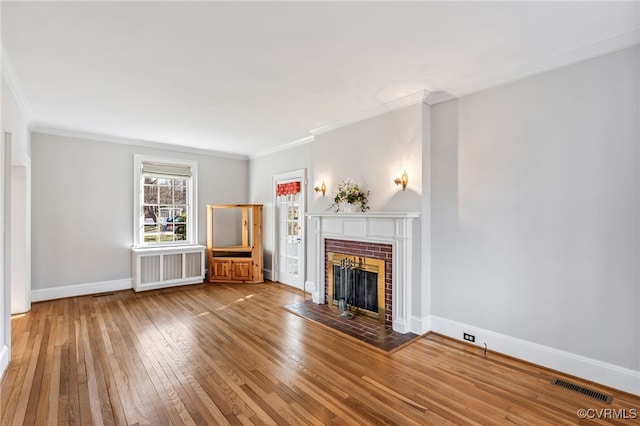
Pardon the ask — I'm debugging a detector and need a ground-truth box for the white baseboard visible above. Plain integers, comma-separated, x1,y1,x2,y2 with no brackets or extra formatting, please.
304,280,314,292
264,269,273,281
307,280,322,303
32,278,132,302
0,344,9,380
410,315,431,335
430,315,640,396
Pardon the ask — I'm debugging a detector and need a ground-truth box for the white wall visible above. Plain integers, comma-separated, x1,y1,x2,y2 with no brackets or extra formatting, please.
431,47,639,381
1,80,29,165
10,165,28,312
31,132,248,293
310,104,424,318
0,130,8,380
310,103,423,214
0,1,8,376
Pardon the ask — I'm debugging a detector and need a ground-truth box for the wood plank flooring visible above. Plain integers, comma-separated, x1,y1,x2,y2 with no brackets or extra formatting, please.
1,282,638,425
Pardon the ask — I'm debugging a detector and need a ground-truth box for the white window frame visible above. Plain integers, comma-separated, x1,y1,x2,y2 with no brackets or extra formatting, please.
133,155,198,247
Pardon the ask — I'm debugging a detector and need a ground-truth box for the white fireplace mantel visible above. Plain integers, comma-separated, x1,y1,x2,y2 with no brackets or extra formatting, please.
306,211,420,333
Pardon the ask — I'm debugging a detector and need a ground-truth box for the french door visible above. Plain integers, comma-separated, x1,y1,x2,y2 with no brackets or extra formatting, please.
274,170,305,290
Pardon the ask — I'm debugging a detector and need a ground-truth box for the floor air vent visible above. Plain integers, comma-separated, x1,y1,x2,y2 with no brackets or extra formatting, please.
551,378,612,403
92,292,115,298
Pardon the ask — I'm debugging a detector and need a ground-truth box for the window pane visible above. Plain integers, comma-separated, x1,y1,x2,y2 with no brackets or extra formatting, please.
158,186,173,204
144,206,159,223
175,209,186,221
144,223,161,242
175,223,187,241
174,184,187,204
138,160,194,246
144,185,158,204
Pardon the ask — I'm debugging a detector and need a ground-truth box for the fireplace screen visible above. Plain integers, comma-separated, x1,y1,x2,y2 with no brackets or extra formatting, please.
333,264,378,313
327,253,385,321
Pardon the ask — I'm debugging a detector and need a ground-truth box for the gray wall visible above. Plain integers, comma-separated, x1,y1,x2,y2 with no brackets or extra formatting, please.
31,132,248,290
431,46,639,370
248,143,312,274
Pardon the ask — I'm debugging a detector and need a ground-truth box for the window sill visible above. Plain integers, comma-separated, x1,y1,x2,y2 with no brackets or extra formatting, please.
132,244,205,253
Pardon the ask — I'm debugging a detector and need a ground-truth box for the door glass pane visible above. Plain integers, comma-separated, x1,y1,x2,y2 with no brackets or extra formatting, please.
278,187,302,284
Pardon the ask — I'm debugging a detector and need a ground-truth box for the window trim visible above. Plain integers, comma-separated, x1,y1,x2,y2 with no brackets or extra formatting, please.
133,154,198,248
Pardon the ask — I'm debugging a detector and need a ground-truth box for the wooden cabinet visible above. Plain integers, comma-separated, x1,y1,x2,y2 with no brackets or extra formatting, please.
230,259,253,280
206,204,263,283
210,259,232,281
210,258,253,281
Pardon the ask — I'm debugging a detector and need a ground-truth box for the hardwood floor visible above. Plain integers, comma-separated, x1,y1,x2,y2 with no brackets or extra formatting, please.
2,282,638,425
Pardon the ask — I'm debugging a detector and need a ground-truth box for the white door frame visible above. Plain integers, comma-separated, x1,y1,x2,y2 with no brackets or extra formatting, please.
1,132,13,375
272,169,306,289
11,161,30,314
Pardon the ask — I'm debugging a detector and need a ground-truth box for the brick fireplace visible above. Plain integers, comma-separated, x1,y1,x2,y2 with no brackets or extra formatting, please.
325,239,392,325
307,212,419,333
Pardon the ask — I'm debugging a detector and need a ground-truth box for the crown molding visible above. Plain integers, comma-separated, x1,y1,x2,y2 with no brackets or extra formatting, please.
249,135,314,160
450,29,640,99
424,90,456,105
250,89,456,160
309,90,433,136
31,125,249,161
1,47,34,123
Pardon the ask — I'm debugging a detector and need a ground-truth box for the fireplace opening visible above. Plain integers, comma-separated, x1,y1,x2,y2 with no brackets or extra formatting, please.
327,253,385,322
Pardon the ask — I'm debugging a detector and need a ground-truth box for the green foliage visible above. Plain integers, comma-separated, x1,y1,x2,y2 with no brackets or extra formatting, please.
328,179,370,212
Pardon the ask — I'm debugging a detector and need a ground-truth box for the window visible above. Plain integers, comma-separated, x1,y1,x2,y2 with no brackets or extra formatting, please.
134,155,198,247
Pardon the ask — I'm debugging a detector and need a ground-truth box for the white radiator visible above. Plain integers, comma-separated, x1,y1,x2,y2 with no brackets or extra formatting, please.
132,245,205,291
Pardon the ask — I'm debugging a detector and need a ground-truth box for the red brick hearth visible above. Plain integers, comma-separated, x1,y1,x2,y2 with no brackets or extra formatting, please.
324,238,393,325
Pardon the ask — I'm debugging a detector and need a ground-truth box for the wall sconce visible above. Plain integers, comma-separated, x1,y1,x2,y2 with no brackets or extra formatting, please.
394,170,409,190
314,181,327,196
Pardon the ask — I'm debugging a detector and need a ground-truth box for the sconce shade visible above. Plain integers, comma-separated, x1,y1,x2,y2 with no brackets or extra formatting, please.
394,170,409,190
314,181,327,196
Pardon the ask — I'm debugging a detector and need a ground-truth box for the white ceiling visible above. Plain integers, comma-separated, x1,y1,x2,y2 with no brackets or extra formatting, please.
2,1,638,158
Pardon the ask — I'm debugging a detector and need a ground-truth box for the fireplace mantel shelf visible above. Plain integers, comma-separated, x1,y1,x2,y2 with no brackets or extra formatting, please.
307,211,420,219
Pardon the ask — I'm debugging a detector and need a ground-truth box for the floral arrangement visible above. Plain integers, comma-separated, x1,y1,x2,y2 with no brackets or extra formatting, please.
328,179,370,212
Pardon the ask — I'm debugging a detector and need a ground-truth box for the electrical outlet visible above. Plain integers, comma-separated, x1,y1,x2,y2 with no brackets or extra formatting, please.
463,333,475,343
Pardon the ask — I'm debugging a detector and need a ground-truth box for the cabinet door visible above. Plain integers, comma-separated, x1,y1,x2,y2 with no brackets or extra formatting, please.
232,260,253,281
211,259,232,280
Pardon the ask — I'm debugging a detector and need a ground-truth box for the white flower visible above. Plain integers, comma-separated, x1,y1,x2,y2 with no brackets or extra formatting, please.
328,179,370,212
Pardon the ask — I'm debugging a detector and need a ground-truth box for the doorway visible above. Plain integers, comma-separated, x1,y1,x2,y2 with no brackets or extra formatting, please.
273,169,306,290
11,164,29,314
